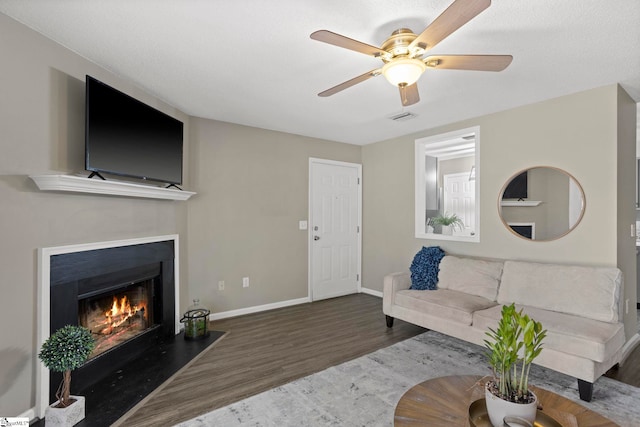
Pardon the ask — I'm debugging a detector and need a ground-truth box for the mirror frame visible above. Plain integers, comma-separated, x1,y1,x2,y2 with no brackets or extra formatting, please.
415,126,480,243
497,166,586,242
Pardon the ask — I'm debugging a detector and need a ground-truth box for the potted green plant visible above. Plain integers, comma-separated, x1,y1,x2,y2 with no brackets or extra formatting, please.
431,212,464,235
483,303,547,427
38,325,95,427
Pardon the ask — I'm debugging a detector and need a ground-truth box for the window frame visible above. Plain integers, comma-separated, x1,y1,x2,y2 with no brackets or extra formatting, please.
414,126,481,243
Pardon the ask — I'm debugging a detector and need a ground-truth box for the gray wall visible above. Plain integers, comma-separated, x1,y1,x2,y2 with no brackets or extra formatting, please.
0,14,190,415
361,85,637,340
187,118,361,313
438,156,474,185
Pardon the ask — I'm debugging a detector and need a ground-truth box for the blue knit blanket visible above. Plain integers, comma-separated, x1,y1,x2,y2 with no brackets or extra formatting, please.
409,246,445,290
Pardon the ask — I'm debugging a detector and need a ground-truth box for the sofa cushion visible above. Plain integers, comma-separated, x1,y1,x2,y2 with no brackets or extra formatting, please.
409,246,446,290
473,304,625,363
395,289,498,326
497,261,622,323
437,256,504,301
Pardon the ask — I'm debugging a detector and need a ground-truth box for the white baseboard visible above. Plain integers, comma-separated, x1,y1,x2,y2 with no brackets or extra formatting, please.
209,297,311,321
361,287,382,298
18,407,35,422
619,333,640,366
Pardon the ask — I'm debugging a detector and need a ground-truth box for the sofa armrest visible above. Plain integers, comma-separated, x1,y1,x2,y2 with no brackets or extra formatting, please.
383,272,411,314
617,275,625,328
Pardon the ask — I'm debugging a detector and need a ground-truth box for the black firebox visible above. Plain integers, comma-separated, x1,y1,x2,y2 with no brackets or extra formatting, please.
48,240,175,402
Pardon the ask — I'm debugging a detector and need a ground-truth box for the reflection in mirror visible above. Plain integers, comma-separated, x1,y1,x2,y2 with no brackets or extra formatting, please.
498,167,585,241
415,126,480,242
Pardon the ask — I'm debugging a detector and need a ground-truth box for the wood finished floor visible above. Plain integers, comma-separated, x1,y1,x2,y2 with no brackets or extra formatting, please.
118,294,425,426
118,295,640,426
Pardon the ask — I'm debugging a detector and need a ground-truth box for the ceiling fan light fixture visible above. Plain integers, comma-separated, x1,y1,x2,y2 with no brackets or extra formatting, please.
381,58,426,87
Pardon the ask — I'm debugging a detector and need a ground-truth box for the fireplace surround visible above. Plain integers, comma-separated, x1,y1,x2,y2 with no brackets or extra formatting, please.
37,235,180,419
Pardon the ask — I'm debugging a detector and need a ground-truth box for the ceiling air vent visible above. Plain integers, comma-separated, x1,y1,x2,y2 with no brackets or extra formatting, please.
388,112,417,122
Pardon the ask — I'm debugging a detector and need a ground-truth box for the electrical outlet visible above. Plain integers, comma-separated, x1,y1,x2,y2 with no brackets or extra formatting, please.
218,280,225,291
242,277,250,288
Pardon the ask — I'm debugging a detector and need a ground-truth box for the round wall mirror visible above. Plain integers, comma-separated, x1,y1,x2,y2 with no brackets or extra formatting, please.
498,167,585,241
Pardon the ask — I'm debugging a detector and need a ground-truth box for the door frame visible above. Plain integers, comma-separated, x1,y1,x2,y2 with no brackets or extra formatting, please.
308,157,362,301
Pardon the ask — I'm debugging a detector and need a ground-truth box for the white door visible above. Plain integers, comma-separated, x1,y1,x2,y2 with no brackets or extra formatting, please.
309,159,361,301
443,172,475,235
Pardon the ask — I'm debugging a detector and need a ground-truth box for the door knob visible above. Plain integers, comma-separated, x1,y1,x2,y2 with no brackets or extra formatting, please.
314,236,320,241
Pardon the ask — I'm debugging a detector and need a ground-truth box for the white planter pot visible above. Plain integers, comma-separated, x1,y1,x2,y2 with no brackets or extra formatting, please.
441,225,453,235
485,386,536,427
45,395,85,427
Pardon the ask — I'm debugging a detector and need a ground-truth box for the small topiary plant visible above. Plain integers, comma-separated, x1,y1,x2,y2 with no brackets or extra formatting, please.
39,325,95,407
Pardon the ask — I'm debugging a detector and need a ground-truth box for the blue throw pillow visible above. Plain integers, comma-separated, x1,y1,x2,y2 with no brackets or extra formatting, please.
409,246,445,290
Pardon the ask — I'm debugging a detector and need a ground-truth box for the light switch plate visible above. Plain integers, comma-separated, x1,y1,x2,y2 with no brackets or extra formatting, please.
299,220,308,230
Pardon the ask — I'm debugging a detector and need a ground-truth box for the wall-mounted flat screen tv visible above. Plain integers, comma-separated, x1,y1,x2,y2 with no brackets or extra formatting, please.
502,171,528,199
85,75,184,185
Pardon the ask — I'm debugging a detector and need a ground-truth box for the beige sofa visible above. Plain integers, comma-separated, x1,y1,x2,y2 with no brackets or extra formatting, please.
383,255,625,401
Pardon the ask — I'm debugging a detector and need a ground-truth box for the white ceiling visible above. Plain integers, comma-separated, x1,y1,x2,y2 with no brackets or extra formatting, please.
1,0,639,145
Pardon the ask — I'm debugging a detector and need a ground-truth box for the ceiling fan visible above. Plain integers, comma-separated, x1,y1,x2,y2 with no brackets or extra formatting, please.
310,0,512,106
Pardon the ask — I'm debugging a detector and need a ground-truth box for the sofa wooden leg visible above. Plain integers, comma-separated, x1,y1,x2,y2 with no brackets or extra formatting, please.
386,315,394,328
578,379,593,402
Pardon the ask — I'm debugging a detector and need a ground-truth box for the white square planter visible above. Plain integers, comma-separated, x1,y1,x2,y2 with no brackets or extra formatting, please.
45,395,85,427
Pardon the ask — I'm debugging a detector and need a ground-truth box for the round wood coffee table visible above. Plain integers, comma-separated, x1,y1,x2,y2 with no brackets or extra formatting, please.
394,375,618,426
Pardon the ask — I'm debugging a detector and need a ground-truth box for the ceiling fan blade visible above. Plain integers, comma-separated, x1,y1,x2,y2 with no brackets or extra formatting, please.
318,69,381,97
400,83,420,106
311,30,388,58
409,0,491,52
424,54,512,71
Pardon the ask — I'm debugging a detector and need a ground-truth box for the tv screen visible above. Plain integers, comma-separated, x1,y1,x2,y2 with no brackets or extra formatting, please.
85,75,183,185
502,171,528,199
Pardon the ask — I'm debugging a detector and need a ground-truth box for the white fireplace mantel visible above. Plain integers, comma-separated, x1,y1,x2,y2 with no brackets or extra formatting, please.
30,174,195,201
500,200,542,207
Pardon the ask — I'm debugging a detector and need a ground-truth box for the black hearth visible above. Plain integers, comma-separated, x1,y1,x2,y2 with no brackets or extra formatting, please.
48,240,175,402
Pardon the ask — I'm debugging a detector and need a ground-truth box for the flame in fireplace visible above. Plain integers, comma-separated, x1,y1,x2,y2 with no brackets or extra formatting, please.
79,282,153,360
102,295,146,334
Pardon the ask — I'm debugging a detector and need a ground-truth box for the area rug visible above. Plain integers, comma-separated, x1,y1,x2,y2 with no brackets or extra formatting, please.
177,330,640,427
